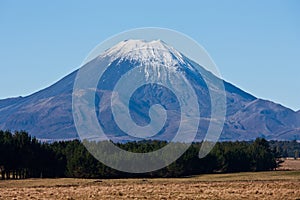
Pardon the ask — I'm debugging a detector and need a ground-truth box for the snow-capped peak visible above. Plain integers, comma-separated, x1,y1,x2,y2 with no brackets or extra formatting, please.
102,39,186,68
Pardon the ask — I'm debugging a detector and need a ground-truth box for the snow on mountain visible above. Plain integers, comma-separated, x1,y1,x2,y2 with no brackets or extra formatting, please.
103,39,185,66
101,39,196,81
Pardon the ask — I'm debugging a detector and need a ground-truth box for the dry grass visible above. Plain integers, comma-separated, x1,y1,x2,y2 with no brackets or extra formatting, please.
0,171,300,199
278,158,300,171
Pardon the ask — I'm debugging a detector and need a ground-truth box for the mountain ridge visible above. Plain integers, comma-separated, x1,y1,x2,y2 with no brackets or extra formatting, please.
0,40,299,141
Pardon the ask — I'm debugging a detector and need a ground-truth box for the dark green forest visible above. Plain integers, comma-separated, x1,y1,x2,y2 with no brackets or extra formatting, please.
0,130,296,179
269,140,300,158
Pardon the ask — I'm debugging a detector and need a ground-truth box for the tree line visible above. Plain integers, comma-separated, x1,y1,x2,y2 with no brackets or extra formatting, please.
269,140,300,159
0,130,282,179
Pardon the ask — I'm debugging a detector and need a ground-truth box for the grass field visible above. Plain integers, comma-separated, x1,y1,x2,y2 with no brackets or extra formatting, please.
0,159,300,200
0,171,299,200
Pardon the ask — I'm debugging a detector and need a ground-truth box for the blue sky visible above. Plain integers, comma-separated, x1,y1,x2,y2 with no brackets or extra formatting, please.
0,1,299,110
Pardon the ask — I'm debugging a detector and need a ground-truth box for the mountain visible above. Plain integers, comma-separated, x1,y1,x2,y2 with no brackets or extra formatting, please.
0,39,299,141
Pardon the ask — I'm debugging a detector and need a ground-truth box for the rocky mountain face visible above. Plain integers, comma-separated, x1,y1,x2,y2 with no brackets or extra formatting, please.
0,40,299,141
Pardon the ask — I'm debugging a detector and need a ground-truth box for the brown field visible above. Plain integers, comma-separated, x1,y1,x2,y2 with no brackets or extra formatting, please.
0,170,300,199
279,158,300,171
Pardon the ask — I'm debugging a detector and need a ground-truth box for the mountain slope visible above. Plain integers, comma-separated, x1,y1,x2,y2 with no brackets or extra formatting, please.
0,40,299,141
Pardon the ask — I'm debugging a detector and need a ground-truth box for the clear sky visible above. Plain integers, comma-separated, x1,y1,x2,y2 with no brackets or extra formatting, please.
0,1,299,110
